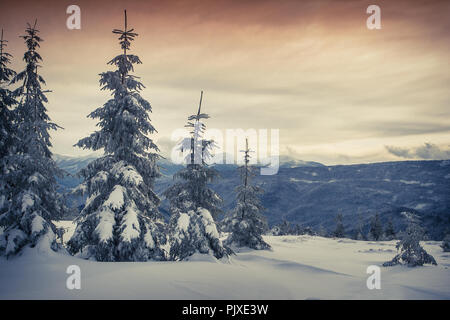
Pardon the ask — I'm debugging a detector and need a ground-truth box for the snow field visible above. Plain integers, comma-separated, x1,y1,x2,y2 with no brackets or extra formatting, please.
0,221,448,299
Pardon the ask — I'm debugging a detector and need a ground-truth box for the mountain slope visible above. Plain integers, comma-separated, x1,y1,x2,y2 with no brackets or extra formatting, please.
55,155,450,239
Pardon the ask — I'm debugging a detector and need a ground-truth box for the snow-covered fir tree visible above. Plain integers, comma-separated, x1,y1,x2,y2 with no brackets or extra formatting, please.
270,220,291,236
268,224,280,235
369,213,383,241
67,11,167,261
169,207,229,261
163,91,230,260
318,225,328,237
300,226,315,236
383,212,437,267
0,29,17,216
269,221,315,236
384,218,396,240
333,213,345,238
352,214,365,240
0,29,16,156
224,139,270,250
164,91,222,218
0,22,65,257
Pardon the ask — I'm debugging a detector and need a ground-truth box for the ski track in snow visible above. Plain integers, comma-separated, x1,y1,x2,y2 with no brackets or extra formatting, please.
0,222,449,299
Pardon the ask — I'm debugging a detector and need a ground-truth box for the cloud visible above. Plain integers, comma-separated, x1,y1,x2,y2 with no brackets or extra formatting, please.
354,122,450,138
3,0,449,166
385,145,412,158
385,143,450,160
415,143,450,160
155,136,177,158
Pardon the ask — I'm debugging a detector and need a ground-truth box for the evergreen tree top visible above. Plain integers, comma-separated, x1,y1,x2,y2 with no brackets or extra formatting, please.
11,21,47,94
0,28,17,158
76,10,158,162
164,91,222,218
238,138,257,186
0,29,16,83
9,21,61,161
185,91,210,136
241,138,252,165
180,91,216,166
107,10,142,82
21,20,43,65
112,10,138,53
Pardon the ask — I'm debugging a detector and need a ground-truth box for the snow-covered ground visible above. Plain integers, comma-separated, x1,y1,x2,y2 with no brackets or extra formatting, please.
0,220,449,299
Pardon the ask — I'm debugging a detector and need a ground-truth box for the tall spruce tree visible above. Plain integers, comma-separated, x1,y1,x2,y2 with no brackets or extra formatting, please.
278,220,292,235
318,225,328,237
163,91,222,218
163,91,229,260
333,213,345,238
0,29,17,216
384,218,396,240
67,11,167,261
224,139,270,250
369,213,383,241
0,22,65,257
353,214,365,240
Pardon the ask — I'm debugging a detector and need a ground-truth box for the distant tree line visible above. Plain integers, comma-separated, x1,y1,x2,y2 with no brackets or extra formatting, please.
268,212,397,241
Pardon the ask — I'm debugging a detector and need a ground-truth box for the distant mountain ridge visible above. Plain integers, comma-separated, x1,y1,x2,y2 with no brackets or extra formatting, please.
54,154,450,239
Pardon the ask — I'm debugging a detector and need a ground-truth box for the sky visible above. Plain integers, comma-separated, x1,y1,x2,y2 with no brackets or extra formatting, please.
1,0,449,165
